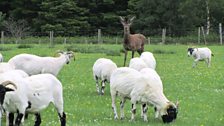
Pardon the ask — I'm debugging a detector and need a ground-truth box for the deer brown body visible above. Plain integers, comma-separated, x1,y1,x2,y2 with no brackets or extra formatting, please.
120,16,146,66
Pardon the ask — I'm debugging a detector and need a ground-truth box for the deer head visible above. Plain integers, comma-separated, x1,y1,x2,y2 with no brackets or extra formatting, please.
119,16,135,35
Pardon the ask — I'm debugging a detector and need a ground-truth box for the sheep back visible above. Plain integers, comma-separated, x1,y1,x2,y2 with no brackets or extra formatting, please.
140,52,156,69
93,58,117,82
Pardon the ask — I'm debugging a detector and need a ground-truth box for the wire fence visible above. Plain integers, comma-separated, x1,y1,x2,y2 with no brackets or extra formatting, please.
0,26,223,45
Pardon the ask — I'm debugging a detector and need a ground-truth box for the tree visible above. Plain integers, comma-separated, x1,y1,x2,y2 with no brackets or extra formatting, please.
37,0,89,34
0,12,6,29
3,17,30,43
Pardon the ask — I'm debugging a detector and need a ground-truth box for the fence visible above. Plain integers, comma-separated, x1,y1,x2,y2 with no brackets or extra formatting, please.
0,25,223,45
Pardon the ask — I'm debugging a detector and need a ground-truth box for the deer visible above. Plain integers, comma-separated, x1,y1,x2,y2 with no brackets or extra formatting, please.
120,16,146,66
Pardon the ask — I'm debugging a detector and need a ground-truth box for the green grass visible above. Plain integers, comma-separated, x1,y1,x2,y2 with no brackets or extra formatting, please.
0,44,224,126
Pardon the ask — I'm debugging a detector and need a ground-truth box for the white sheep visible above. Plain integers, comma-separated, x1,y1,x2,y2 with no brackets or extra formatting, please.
129,57,148,71
93,58,117,95
187,47,213,68
110,67,178,123
0,74,66,126
139,68,163,118
140,51,156,69
0,69,29,125
0,62,15,73
0,53,3,62
8,51,74,76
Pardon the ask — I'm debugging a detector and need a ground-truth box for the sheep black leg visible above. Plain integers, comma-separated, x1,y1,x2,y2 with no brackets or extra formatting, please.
58,112,66,126
131,103,136,121
34,113,41,126
95,76,100,95
120,98,126,120
15,113,23,126
101,80,106,95
142,104,148,121
8,113,14,126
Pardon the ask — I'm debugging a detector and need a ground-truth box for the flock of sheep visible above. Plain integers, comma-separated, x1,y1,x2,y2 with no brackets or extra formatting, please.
92,46,213,124
0,44,213,126
0,51,74,126
0,16,213,126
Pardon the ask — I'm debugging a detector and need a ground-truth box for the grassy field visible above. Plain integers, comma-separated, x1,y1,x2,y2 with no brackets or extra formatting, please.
0,44,224,126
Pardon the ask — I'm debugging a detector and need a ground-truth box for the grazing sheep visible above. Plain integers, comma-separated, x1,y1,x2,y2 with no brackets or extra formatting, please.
93,58,117,95
120,16,146,66
129,57,148,71
140,52,156,69
110,67,178,123
0,53,3,62
140,68,162,118
187,47,213,68
8,51,74,76
0,69,28,126
0,74,66,126
0,62,15,73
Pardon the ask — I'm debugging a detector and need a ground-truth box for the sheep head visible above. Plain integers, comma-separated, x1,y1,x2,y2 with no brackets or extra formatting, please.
187,48,194,56
0,81,17,104
161,102,178,123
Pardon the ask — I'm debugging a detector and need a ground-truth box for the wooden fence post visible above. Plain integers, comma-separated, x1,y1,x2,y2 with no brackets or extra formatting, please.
162,28,166,44
49,31,54,47
64,38,67,45
201,26,207,45
148,37,151,44
198,27,201,44
1,31,4,45
98,29,101,44
219,23,222,45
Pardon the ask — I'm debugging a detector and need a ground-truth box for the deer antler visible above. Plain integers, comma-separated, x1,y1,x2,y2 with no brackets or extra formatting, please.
119,16,125,22
129,16,136,22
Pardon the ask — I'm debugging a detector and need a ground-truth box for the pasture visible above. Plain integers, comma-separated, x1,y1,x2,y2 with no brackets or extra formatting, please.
0,44,224,126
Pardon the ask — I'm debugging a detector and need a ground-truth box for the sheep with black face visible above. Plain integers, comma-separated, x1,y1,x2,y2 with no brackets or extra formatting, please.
110,67,178,123
187,47,213,68
0,74,66,126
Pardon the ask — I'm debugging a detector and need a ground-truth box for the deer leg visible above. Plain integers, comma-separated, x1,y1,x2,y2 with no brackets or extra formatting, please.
123,50,128,66
131,51,135,58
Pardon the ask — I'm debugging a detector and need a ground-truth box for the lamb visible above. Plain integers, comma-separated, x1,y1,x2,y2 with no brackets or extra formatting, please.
110,67,178,123
140,52,156,69
0,74,66,126
0,62,15,73
0,53,3,62
8,51,74,76
120,16,146,66
129,57,148,71
187,47,213,68
93,58,117,95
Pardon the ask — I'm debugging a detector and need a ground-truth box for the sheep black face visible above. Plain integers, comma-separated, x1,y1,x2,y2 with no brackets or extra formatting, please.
161,105,178,123
0,85,14,104
187,48,194,56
